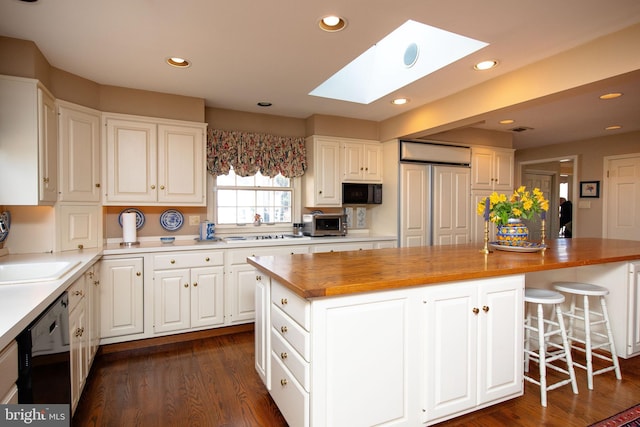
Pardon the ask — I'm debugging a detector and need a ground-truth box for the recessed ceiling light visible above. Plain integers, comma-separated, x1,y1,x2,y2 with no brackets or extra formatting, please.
474,60,498,71
499,119,515,125
166,57,191,68
391,98,409,105
257,102,272,107
599,92,623,100
605,125,622,131
319,15,347,32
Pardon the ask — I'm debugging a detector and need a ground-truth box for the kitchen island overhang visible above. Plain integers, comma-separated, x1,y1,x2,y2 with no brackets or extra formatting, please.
248,238,640,427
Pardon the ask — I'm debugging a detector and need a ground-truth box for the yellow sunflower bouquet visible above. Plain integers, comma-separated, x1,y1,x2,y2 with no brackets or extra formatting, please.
477,186,549,226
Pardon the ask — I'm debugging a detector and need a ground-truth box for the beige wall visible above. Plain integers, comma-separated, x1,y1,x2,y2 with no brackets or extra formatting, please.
206,107,306,136
424,127,513,148
515,130,640,238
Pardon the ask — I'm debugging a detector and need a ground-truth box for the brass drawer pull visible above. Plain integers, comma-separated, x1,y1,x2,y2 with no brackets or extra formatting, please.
281,298,288,305
280,379,288,386
280,352,288,360
483,306,489,312
280,326,288,333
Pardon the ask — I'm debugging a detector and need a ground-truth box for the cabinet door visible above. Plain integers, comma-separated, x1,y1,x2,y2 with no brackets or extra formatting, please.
69,298,87,414
363,143,382,182
190,266,225,328
255,274,270,388
492,149,514,192
470,147,494,190
105,119,157,203
477,276,523,404
57,204,100,251
100,258,144,338
630,263,640,356
39,88,58,202
432,165,470,245
154,269,191,333
157,124,205,204
87,264,101,362
58,103,101,202
313,137,342,206
227,264,259,324
422,284,477,423
400,163,429,247
342,142,363,181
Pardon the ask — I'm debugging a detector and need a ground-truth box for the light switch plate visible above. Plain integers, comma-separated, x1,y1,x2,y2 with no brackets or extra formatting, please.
578,201,591,209
189,215,201,226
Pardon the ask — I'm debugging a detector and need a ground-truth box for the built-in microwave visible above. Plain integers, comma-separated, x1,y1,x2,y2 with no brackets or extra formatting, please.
302,213,347,236
342,183,382,205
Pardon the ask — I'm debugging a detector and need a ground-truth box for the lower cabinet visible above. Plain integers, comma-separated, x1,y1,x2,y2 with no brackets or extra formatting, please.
0,341,18,404
99,257,144,339
153,250,225,334
257,274,524,427
68,262,101,415
421,276,523,424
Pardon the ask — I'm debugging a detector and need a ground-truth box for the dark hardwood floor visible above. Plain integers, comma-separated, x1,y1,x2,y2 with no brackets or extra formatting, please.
74,330,640,427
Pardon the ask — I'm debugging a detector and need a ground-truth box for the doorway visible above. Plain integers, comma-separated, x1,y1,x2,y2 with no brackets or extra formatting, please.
603,153,640,240
518,155,578,239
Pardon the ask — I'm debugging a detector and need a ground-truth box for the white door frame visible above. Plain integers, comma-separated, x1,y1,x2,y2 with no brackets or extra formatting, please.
517,155,579,237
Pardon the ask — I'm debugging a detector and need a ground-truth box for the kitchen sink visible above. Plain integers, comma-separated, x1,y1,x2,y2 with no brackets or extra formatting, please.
0,261,80,285
222,234,311,243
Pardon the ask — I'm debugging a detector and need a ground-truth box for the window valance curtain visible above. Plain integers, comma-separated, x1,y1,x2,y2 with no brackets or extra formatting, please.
206,128,307,178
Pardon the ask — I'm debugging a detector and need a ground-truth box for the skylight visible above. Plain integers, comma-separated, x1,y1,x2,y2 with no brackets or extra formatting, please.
310,20,489,104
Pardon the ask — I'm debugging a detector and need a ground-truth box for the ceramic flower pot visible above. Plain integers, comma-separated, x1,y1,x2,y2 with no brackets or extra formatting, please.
496,218,529,246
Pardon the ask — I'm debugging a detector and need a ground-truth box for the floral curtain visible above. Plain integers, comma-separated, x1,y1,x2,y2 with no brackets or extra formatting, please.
206,128,306,178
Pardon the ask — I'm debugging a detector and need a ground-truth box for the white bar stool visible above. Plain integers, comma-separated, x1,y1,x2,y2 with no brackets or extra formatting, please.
524,288,578,407
553,281,622,390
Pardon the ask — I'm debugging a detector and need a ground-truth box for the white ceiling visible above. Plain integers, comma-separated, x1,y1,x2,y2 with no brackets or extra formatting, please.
2,0,640,149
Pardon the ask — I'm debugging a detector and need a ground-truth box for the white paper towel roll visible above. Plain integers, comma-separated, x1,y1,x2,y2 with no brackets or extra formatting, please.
122,212,137,243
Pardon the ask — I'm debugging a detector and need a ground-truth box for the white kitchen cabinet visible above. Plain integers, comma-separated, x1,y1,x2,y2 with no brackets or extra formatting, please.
152,251,224,334
254,272,270,388
304,136,342,207
342,140,383,182
103,114,206,206
470,146,514,192
0,341,18,404
227,246,309,325
58,101,101,202
68,273,89,414
421,275,523,424
0,75,58,205
86,264,101,363
57,204,101,251
311,241,375,252
99,257,144,338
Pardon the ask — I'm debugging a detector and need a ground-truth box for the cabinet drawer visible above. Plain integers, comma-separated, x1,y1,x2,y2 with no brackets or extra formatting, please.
270,351,309,427
271,305,310,362
67,278,86,312
271,328,310,391
0,341,17,399
154,251,223,269
271,280,310,330
229,246,308,265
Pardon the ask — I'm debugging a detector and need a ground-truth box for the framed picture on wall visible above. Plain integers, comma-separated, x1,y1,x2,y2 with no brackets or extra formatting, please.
580,181,600,198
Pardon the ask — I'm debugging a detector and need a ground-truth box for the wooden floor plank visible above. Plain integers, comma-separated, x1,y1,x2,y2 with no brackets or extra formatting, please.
74,331,640,426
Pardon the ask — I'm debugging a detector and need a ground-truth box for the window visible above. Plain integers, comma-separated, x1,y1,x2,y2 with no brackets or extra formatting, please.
214,167,292,225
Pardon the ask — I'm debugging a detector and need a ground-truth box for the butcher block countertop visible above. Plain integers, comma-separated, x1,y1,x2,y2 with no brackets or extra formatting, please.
247,238,640,299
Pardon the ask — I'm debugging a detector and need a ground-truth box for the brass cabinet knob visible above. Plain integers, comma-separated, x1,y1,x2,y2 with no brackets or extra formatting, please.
77,244,84,249
280,379,288,386
151,185,156,189
170,259,176,264
136,272,141,276
184,283,189,288
472,307,480,315
280,326,288,333
205,257,210,262
280,352,288,360
281,298,288,305
74,290,83,297
160,185,165,190
256,275,262,281
95,183,101,188
483,306,489,312
43,177,49,183
193,282,198,287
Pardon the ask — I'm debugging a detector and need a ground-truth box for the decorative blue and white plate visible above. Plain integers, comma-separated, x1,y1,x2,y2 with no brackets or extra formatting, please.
489,242,546,253
118,208,145,230
160,209,184,231
0,211,11,243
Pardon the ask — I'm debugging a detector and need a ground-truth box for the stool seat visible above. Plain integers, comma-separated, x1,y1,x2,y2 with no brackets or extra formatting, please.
553,281,609,296
525,288,565,305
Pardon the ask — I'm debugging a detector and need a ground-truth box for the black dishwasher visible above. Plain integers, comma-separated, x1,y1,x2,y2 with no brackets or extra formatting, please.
16,292,71,405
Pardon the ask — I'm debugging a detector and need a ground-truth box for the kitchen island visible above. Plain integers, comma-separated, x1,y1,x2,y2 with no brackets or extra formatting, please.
248,238,640,427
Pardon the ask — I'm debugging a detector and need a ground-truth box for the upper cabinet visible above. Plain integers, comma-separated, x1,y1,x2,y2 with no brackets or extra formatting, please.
304,136,383,207
470,146,514,192
103,113,207,206
342,140,382,183
304,136,342,207
58,101,101,202
0,75,58,205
